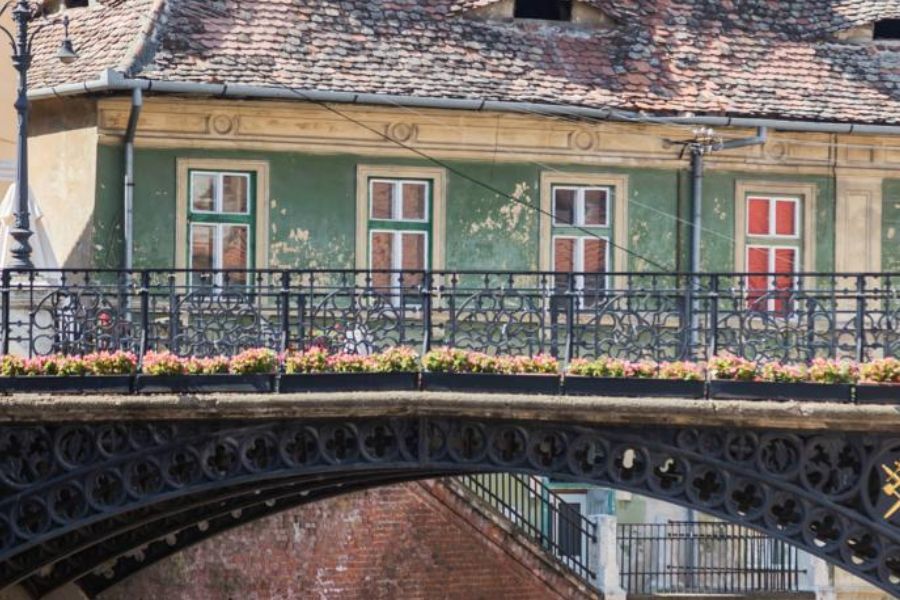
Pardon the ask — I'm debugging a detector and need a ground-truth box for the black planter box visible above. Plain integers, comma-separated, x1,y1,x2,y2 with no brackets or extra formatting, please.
420,372,561,395
0,375,133,394
564,376,705,398
708,380,852,403
135,374,274,394
854,384,900,405
278,372,419,393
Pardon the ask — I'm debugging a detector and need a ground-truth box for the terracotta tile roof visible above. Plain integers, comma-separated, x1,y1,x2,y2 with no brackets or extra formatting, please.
27,0,900,125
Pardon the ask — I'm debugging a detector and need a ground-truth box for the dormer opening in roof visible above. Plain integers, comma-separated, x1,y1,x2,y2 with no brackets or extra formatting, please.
459,0,615,28
42,0,91,14
835,17,900,44
874,19,900,41
514,0,572,21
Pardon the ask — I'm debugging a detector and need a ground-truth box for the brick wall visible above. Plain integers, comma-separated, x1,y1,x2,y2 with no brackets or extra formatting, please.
99,480,598,600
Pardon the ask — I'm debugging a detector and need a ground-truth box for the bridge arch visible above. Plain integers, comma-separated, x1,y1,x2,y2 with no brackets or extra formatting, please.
1,415,900,597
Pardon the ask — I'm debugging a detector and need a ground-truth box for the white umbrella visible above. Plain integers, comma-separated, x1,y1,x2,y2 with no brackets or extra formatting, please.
0,183,60,274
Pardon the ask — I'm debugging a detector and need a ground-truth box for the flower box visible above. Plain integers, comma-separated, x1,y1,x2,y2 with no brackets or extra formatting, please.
135,374,274,394
278,372,419,393
708,380,852,403
564,376,705,398
854,384,900,405
420,372,561,395
0,375,133,394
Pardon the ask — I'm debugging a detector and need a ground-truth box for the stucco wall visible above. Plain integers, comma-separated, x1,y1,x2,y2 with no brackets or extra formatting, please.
28,98,99,267
883,180,900,271
0,10,16,198
95,146,834,274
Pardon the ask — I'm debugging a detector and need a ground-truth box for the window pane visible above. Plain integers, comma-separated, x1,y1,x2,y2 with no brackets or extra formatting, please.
371,231,394,289
222,225,249,285
747,197,770,235
583,238,607,273
222,175,249,214
583,189,608,226
371,181,395,220
553,189,575,225
190,224,215,271
582,238,607,301
554,238,575,272
775,200,796,236
401,232,426,290
746,246,769,311
401,233,425,270
191,173,216,212
402,183,427,220
774,248,796,275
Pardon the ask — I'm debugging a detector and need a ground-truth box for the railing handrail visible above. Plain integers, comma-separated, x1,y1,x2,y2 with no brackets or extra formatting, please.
456,473,597,584
617,521,805,595
2,267,897,364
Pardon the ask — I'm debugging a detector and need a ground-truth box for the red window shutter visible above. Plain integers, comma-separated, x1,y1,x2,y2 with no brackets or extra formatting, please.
400,233,426,289
775,200,796,236
747,197,770,235
371,182,394,220
371,232,393,289
746,246,770,310
773,248,796,313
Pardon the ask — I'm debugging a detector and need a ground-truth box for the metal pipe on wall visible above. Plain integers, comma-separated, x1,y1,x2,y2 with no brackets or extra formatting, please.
123,87,143,270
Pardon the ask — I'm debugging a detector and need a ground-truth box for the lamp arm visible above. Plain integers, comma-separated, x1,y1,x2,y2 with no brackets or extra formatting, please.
24,17,48,54
0,24,14,54
0,1,12,19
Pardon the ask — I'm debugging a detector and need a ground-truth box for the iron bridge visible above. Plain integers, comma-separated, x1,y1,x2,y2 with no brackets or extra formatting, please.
1,397,900,598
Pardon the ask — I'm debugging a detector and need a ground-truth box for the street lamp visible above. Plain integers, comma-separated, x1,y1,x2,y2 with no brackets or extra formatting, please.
1,1,77,269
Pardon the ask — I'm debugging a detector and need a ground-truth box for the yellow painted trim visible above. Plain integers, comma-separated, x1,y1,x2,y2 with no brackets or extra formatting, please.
539,172,629,284
733,180,817,272
355,165,447,271
835,177,882,272
175,158,270,270
93,97,900,174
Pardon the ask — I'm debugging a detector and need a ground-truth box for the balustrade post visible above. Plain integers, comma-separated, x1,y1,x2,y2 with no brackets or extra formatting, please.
280,271,291,356
138,271,150,360
855,275,866,362
708,274,719,360
421,271,433,356
1,270,9,355
588,514,626,599
564,274,576,364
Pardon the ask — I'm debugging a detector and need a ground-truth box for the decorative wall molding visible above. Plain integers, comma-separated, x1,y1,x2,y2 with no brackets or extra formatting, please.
94,98,900,175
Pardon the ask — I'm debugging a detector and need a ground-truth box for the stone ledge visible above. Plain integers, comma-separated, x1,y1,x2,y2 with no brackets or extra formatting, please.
0,392,898,431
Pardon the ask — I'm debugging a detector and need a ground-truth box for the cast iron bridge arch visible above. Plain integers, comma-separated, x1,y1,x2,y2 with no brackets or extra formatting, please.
3,414,900,597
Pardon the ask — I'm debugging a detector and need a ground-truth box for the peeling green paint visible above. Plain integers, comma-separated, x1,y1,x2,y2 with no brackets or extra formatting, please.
884,180,900,271
93,147,838,275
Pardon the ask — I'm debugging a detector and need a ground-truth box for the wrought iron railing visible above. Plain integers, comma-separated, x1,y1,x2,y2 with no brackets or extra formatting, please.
617,521,804,595
0,268,897,362
456,473,597,583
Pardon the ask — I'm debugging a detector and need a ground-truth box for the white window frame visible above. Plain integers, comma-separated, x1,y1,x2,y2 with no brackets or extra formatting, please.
189,222,252,287
552,186,610,227
551,234,610,305
368,179,430,223
190,171,252,216
745,195,800,240
745,244,800,313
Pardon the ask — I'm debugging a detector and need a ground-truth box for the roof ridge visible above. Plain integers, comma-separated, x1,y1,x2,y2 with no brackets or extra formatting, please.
115,0,170,77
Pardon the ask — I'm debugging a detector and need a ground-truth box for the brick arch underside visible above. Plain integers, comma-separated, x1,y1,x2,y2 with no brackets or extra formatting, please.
1,417,900,597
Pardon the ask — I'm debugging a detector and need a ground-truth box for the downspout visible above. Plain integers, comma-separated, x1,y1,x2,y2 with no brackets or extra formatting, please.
688,127,767,358
123,87,143,270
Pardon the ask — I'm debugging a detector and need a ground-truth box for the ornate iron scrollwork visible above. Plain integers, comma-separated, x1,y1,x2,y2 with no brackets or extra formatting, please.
1,418,900,596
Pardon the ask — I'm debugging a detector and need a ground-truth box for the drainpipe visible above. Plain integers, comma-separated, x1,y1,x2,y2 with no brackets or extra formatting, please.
123,87,143,270
688,127,767,357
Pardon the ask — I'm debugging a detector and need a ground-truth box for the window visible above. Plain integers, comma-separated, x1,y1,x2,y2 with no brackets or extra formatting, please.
514,0,572,21
744,196,800,314
874,19,900,41
551,186,611,306
188,170,254,286
367,179,431,294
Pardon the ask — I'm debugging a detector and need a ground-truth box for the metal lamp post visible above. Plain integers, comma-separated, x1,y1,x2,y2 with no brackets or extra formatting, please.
1,1,77,269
